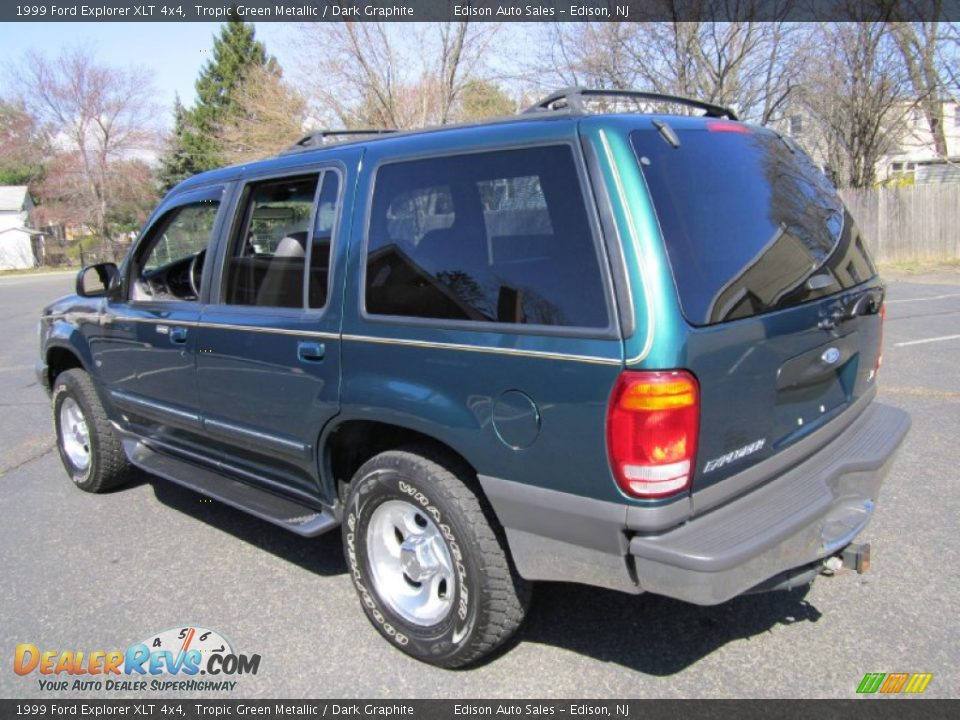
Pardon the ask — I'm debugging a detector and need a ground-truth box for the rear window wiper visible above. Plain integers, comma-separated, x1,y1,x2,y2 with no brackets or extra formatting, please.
652,120,680,149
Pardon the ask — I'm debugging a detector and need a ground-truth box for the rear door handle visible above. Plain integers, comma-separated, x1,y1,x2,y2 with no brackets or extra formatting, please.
170,327,188,344
297,341,325,362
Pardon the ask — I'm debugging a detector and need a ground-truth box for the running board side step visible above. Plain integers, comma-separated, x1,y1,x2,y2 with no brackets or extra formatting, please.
123,440,338,537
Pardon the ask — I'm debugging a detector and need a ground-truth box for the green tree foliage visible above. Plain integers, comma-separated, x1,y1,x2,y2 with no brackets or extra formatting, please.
159,20,271,188
0,100,46,186
453,80,516,122
156,96,193,192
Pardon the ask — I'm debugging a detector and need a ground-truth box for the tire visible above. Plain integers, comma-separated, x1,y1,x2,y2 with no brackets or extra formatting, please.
52,369,135,493
342,448,530,668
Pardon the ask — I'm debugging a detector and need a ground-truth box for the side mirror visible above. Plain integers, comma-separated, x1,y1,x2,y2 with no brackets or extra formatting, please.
76,263,120,298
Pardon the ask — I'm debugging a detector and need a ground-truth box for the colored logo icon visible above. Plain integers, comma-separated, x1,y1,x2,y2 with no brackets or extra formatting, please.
857,672,932,694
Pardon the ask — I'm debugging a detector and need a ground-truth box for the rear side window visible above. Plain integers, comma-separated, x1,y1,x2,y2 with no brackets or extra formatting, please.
364,145,608,329
631,125,877,325
224,175,319,308
222,171,339,311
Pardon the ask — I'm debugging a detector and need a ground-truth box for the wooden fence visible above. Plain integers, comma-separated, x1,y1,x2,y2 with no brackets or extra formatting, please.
841,184,960,263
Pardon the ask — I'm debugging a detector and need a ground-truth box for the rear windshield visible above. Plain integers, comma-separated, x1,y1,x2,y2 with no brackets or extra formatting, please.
631,124,877,325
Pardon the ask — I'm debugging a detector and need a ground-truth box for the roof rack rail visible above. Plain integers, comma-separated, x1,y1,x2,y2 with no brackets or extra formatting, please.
523,87,739,121
281,128,397,154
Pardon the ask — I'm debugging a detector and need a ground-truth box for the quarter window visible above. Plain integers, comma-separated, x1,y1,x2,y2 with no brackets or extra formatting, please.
365,146,608,329
309,172,340,309
385,185,454,245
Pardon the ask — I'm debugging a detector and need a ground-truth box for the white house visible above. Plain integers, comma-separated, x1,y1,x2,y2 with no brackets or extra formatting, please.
881,100,960,183
784,100,960,185
0,186,39,270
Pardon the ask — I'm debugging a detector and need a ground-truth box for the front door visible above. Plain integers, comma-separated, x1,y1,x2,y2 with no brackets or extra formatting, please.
95,186,227,452
195,168,346,504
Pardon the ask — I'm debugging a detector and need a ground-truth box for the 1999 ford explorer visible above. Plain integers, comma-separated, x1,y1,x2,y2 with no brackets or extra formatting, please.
37,88,910,667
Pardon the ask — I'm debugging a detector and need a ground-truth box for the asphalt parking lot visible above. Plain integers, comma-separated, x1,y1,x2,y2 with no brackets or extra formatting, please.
0,270,957,699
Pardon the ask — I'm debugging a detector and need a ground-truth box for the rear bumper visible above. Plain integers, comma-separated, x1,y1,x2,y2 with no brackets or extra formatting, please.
629,402,909,603
479,401,910,604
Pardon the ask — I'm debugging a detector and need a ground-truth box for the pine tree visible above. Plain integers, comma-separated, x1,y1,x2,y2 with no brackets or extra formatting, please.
156,96,193,192
161,20,271,184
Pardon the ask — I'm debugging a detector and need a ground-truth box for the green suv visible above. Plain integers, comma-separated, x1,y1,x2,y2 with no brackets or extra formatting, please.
38,88,910,667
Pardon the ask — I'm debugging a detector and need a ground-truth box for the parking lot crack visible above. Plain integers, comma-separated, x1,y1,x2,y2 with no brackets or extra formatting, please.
0,442,55,477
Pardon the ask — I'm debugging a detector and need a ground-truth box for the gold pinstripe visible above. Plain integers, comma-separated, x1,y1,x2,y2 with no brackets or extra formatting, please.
197,321,339,340
49,313,620,365
341,334,621,365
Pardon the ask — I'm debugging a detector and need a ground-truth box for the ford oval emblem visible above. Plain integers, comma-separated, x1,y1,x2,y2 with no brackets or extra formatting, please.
821,347,841,365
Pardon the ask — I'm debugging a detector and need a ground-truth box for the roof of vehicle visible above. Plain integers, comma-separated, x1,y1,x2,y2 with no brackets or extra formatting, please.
171,87,743,195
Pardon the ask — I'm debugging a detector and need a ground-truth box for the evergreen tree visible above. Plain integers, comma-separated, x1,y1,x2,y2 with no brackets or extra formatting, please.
156,96,193,192
161,20,271,183
453,80,516,123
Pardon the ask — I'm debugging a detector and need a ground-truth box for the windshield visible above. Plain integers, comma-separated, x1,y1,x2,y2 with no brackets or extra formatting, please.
631,124,877,325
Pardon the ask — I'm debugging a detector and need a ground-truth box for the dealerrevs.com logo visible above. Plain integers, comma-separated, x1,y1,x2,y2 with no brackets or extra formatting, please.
14,626,261,692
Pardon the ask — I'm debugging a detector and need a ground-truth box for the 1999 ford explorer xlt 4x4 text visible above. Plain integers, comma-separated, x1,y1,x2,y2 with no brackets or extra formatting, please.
38,88,910,667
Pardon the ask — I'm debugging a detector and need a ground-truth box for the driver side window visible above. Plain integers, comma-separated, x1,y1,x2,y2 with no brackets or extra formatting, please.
132,200,220,302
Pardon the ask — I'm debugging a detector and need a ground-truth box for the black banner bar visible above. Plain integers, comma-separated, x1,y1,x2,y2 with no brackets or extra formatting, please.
2,700,958,720
2,0,960,23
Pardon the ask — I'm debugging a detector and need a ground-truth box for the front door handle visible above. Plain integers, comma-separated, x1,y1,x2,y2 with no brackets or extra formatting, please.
297,341,325,362
170,327,188,344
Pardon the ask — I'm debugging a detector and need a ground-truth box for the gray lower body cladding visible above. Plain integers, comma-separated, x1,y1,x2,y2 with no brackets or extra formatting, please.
35,360,50,393
479,401,911,604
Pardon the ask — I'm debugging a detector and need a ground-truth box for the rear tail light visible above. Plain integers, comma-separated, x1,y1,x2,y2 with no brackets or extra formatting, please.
606,371,700,499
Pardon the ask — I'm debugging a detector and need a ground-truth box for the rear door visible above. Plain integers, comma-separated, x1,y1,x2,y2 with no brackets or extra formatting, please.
195,163,348,504
629,121,884,495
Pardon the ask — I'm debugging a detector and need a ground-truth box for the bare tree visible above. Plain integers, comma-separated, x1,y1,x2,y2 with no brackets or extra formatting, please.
528,15,807,124
216,64,308,165
888,18,951,157
633,21,806,123
532,22,641,90
295,22,500,129
942,22,960,99
798,22,910,188
33,151,156,258
15,48,160,242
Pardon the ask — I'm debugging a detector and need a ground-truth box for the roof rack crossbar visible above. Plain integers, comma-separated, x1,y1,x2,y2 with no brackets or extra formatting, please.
523,87,739,121
281,128,397,154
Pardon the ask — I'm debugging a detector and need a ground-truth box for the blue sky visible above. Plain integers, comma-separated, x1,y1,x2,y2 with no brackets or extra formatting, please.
0,22,297,126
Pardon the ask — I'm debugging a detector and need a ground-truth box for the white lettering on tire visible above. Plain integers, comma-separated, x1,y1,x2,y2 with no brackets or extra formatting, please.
346,508,409,647
398,479,469,621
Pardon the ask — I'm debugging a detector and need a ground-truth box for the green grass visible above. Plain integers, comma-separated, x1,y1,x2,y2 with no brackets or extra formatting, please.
0,266,79,277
